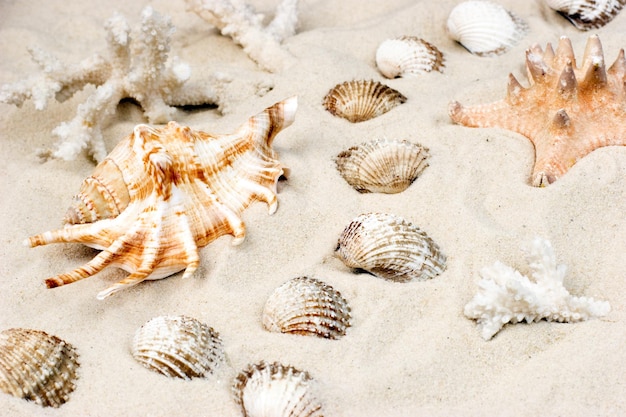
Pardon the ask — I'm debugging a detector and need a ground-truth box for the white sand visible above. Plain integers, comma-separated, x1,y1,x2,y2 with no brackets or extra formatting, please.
1,0,625,415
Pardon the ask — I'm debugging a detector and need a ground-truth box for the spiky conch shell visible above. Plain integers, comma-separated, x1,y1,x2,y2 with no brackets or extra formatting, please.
375,36,445,78
323,80,406,123
545,0,626,30
0,328,79,408
25,97,297,299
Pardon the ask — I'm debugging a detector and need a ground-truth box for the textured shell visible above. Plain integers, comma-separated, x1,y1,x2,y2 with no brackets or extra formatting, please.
233,361,323,417
545,0,625,30
335,139,429,194
262,277,351,339
375,36,445,78
446,1,528,57
132,315,225,379
0,328,79,408
323,80,406,123
336,213,446,282
25,97,297,299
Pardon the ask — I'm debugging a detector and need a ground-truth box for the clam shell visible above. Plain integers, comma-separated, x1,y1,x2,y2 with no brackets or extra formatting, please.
262,276,351,339
376,36,445,78
0,328,79,408
446,0,529,57
336,139,429,194
132,315,225,379
545,0,626,30
233,361,323,417
336,212,446,282
323,80,406,123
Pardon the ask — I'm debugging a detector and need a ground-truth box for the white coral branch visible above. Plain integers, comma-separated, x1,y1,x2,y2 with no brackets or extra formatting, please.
464,237,610,340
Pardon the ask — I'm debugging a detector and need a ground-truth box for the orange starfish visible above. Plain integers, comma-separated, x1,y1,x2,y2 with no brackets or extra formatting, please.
449,35,626,187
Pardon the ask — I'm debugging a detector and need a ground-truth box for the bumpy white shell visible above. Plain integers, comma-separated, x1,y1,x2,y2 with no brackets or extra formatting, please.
323,80,407,123
0,328,80,408
376,36,445,78
132,315,225,379
233,361,323,417
335,139,429,194
545,0,626,30
262,276,352,339
446,0,529,57
336,212,446,282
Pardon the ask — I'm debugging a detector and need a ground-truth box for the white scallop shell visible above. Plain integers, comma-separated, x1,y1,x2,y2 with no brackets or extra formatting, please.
0,328,80,408
376,36,445,78
446,0,529,57
336,139,429,194
262,276,352,339
544,0,626,30
132,315,225,379
336,212,446,282
233,361,323,417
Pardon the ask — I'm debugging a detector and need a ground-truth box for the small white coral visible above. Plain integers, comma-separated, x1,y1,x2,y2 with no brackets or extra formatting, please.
464,237,610,340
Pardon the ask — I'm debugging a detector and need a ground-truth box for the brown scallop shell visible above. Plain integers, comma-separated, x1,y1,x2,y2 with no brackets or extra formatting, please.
323,80,406,123
376,36,445,78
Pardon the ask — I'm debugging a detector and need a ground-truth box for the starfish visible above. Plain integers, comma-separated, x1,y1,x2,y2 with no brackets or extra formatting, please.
449,35,626,187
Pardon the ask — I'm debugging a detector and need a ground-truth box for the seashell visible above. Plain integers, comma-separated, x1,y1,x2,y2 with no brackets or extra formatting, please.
233,361,323,417
323,80,406,123
0,328,79,408
446,0,529,57
335,212,446,282
375,36,445,78
132,315,225,379
335,138,429,194
545,0,626,30
25,97,297,299
262,276,351,339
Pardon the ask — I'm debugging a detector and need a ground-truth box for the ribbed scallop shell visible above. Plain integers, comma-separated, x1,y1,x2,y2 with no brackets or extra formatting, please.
336,212,446,282
375,36,445,78
233,361,323,417
262,277,351,339
446,0,529,57
0,328,79,408
323,80,406,123
335,139,429,194
132,315,225,379
545,0,625,30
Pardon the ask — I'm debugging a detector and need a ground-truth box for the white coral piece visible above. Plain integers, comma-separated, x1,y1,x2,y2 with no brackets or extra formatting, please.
464,237,610,340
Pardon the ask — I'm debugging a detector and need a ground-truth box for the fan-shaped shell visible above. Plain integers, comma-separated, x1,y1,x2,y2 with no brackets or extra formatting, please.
262,276,351,339
0,328,79,408
323,80,406,123
375,36,445,78
233,361,323,417
545,0,625,30
336,212,446,282
132,315,225,379
446,0,528,57
336,139,429,194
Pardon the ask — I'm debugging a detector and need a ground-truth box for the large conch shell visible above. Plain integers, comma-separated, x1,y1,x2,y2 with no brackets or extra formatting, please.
25,97,297,299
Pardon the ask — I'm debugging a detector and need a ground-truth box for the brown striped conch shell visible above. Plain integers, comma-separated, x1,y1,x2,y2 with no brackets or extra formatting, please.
323,80,406,123
376,36,445,78
545,0,625,30
262,276,352,339
25,97,297,299
0,328,80,408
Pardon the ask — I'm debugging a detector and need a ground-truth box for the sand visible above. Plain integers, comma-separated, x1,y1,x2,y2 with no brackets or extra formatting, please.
1,0,625,416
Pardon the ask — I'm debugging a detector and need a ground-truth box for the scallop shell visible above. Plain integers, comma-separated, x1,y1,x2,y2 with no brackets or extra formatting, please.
375,36,445,78
545,0,626,30
446,0,529,57
233,361,323,417
335,212,446,282
335,139,429,194
0,328,79,408
262,276,351,339
323,80,406,123
132,315,225,379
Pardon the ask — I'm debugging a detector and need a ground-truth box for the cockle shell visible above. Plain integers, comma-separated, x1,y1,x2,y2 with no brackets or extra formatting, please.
262,276,352,339
233,361,323,417
25,97,297,299
0,328,79,408
323,80,406,123
335,139,429,194
375,36,445,78
545,0,626,30
335,212,446,282
446,1,529,57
